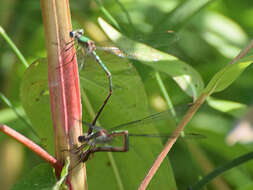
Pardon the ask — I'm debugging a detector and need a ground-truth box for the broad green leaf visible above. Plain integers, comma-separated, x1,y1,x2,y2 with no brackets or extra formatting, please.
20,58,54,154
98,17,204,100
204,57,253,94
207,97,247,118
79,52,177,189
11,164,56,190
19,55,177,189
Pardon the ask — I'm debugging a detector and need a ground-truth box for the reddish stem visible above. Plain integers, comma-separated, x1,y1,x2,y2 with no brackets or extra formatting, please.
41,0,86,189
138,94,206,190
0,124,62,175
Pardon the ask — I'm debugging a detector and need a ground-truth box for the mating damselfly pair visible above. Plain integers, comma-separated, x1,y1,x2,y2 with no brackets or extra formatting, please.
68,109,205,170
62,29,203,169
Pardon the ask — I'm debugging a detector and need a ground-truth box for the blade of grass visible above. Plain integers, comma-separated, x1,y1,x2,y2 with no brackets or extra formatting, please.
94,0,121,30
0,26,28,67
154,72,177,119
190,151,253,190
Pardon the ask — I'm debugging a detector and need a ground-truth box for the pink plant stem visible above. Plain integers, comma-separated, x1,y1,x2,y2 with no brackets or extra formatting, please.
0,124,61,173
41,0,86,189
138,94,206,190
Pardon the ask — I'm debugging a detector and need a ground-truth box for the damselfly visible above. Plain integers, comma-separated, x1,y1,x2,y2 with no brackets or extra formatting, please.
70,110,205,169
64,29,113,133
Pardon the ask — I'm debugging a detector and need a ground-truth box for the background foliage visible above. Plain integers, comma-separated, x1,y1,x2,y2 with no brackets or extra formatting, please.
1,0,253,189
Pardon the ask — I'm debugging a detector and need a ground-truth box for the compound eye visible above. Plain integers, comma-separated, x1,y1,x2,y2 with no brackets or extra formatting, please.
69,31,74,38
79,29,84,35
78,136,84,142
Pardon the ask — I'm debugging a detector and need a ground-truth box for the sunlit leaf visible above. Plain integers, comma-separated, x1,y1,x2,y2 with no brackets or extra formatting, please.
204,56,253,94
20,58,54,154
201,12,248,58
98,17,204,100
207,97,247,118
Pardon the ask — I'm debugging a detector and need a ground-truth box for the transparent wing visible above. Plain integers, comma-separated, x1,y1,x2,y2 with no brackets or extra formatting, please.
80,120,104,132
91,30,179,62
78,111,176,135
128,133,206,140
108,110,176,132
97,30,179,49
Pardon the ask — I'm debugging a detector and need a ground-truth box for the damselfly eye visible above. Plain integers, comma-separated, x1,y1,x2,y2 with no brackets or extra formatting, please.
78,136,83,142
69,31,74,38
78,29,84,35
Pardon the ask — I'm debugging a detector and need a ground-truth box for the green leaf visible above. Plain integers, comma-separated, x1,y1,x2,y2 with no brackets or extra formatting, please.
0,26,29,67
204,57,253,94
207,97,247,118
11,164,56,190
165,0,213,30
191,151,253,190
19,55,177,189
0,107,25,123
98,17,204,100
200,12,248,58
93,0,121,30
20,58,54,154
239,183,253,190
79,52,177,189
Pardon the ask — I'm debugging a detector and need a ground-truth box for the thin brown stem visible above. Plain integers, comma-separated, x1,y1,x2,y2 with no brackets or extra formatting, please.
229,39,253,64
0,124,61,173
138,93,207,190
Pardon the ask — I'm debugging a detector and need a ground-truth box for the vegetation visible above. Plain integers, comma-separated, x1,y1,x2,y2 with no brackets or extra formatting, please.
1,0,253,189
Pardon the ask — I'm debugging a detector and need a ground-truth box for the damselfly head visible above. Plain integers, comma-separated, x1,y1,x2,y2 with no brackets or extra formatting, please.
78,133,88,142
69,31,75,38
69,29,84,38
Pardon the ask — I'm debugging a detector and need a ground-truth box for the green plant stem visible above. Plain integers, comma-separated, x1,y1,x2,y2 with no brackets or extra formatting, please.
190,151,253,190
154,71,177,118
94,0,121,30
0,26,28,67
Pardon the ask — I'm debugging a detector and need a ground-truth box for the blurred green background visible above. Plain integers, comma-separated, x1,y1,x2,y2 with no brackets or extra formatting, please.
1,0,253,189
